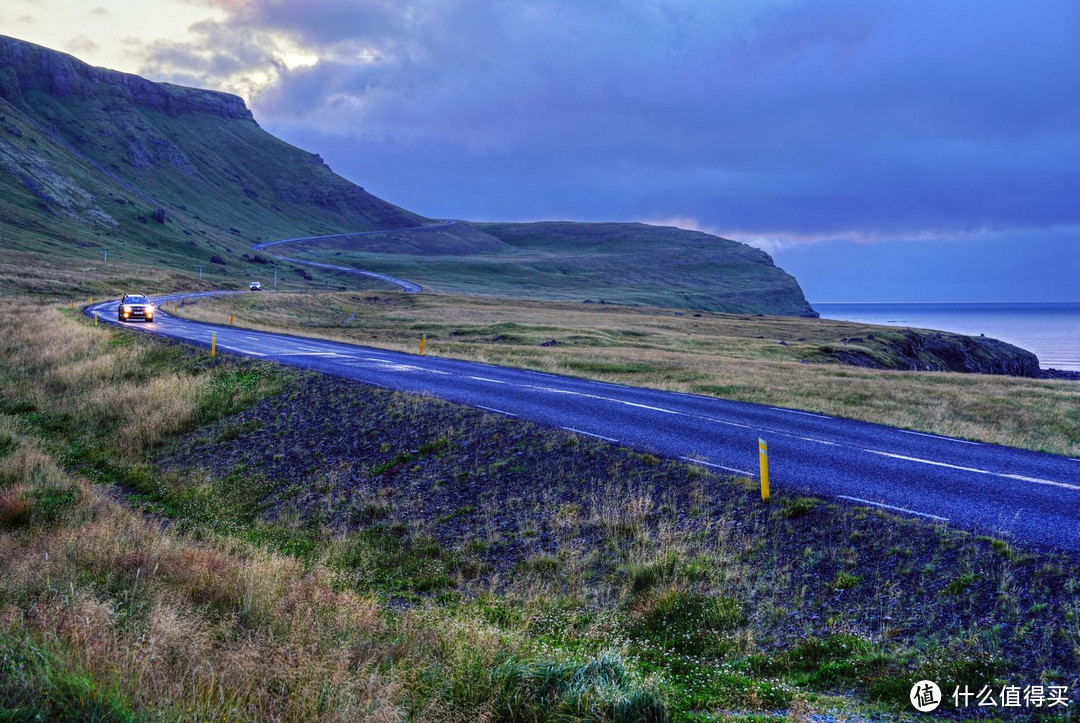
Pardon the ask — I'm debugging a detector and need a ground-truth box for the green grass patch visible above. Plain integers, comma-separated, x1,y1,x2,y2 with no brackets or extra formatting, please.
0,430,19,461
0,632,140,723
25,482,83,528
488,651,668,723
778,496,819,519
328,524,461,595
196,365,287,424
565,361,656,375
750,635,890,691
832,571,860,589
627,590,744,660
942,572,979,596
372,450,414,476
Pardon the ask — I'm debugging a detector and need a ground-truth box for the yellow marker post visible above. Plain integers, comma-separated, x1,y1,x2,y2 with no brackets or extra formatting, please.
229,314,235,326
89,297,93,304
70,301,74,311
758,438,770,502
94,312,98,326
211,334,216,357
419,334,427,355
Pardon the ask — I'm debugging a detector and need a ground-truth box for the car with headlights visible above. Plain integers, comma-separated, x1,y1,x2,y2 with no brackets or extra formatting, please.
250,281,262,291
118,293,154,322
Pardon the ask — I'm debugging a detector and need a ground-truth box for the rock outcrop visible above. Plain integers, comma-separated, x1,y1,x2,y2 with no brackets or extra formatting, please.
0,36,250,120
831,330,1041,377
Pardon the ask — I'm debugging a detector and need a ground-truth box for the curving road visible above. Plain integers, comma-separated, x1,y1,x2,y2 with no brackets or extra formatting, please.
85,292,1080,552
250,220,463,293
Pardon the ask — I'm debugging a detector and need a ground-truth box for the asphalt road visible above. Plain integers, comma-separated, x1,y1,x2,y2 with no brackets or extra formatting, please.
85,293,1080,552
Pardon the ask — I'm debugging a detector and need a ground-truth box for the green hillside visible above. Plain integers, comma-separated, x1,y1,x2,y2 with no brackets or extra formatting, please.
283,221,818,316
0,34,421,285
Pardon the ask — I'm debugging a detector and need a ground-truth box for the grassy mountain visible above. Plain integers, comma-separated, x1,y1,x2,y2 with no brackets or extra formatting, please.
481,222,815,315
0,34,421,285
281,221,819,316
0,34,815,316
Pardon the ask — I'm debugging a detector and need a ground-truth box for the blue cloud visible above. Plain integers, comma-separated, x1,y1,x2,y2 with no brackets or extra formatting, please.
138,0,1080,299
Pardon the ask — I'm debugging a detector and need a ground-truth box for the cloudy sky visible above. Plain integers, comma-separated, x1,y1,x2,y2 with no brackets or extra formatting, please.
4,0,1079,301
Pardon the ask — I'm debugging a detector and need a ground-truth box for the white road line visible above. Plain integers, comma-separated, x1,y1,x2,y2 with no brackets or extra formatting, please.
562,427,619,443
221,348,267,357
865,449,1080,491
899,429,982,446
276,352,341,357
525,385,681,416
769,407,832,419
999,472,1080,489
793,435,841,447
679,456,755,477
838,496,949,522
692,415,754,431
620,401,678,414
477,405,516,416
376,362,424,371
244,335,261,341
526,385,588,397
468,376,507,384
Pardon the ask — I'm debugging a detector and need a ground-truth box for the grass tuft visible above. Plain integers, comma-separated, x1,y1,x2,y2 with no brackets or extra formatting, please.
491,651,669,723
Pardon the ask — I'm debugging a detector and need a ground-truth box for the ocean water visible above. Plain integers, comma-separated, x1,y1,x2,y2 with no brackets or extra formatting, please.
812,302,1080,372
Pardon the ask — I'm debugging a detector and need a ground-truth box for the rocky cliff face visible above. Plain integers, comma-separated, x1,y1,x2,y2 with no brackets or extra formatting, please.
0,36,250,120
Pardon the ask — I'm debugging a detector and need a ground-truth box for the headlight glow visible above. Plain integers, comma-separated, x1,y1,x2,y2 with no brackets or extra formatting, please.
146,305,155,314
123,304,132,312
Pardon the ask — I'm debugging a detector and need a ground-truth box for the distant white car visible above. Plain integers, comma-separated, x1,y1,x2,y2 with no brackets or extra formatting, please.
250,282,262,291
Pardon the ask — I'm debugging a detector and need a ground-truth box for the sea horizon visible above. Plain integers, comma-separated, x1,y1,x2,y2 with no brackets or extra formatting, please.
811,300,1080,305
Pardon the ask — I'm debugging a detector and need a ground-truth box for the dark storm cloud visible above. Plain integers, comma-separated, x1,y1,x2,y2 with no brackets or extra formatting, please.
142,0,1080,245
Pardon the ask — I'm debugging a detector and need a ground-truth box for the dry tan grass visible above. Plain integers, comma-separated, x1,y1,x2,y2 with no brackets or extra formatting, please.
85,375,205,453
0,298,400,719
172,291,1080,456
590,482,655,540
2,504,400,721
0,296,544,721
0,300,211,458
0,249,208,300
0,415,68,489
